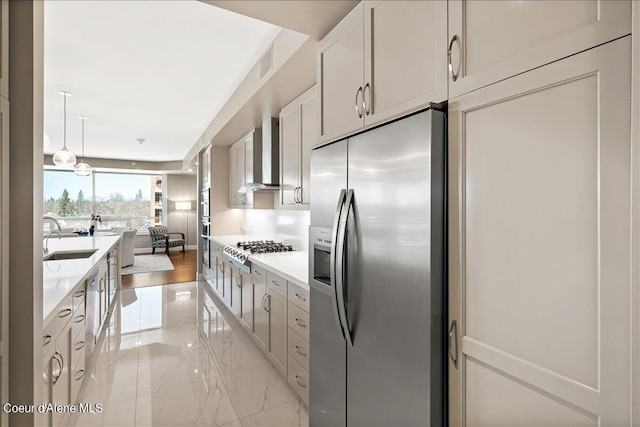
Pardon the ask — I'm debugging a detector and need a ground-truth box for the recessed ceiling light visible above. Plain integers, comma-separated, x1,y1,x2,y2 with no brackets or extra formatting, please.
136,138,145,145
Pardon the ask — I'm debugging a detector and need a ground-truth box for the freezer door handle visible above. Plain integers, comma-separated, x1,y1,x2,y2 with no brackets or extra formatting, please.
330,189,347,340
336,189,354,346
448,318,458,369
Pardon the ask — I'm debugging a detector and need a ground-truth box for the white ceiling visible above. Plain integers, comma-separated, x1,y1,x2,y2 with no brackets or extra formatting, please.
44,1,281,162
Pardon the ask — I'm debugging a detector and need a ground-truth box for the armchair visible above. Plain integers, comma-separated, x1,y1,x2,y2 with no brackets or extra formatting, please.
148,226,185,255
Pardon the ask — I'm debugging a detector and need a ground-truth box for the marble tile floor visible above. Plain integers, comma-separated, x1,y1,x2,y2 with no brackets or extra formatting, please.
66,281,308,427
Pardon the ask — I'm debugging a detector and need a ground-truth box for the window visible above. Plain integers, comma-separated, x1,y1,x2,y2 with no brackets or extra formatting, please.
43,170,162,232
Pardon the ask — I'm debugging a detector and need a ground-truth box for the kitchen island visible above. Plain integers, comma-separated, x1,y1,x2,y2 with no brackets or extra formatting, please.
42,234,121,427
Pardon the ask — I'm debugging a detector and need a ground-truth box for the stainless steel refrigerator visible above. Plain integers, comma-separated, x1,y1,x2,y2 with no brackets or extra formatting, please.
309,108,446,427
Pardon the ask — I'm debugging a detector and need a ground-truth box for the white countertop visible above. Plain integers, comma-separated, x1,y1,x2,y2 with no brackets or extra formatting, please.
209,235,309,289
43,235,120,325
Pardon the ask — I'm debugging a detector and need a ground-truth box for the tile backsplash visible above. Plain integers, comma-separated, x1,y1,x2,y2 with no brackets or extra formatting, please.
243,210,310,251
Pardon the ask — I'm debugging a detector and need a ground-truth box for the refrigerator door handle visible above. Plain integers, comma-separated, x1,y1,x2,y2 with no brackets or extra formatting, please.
330,189,347,340
448,318,458,368
336,189,355,346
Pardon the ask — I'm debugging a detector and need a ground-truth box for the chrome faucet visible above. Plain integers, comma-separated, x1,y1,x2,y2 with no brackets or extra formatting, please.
43,215,62,232
44,230,61,254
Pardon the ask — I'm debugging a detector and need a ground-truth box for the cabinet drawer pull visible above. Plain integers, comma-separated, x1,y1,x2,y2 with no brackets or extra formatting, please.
254,270,262,276
294,293,306,302
355,87,364,118
58,308,72,318
448,35,459,82
271,280,280,286
74,369,85,382
74,290,85,298
294,345,307,357
295,375,307,388
43,335,52,347
74,340,85,351
74,314,85,323
294,318,307,328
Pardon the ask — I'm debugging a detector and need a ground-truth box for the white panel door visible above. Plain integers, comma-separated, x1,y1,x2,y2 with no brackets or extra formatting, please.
448,0,631,98
448,37,632,426
317,2,364,144
363,0,447,126
279,99,299,207
298,86,317,205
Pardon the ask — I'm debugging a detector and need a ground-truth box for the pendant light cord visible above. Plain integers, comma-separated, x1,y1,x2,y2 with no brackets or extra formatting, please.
62,92,68,150
81,117,85,160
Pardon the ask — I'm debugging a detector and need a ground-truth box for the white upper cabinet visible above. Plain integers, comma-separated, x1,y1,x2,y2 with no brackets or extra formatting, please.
318,1,447,144
318,3,365,144
279,85,317,209
228,130,259,209
363,0,447,127
447,0,632,98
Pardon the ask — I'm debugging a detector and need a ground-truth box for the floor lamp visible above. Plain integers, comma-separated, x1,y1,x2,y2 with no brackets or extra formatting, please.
175,201,192,247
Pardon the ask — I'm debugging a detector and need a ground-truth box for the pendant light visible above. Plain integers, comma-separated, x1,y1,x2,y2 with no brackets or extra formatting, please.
52,91,77,167
74,116,92,176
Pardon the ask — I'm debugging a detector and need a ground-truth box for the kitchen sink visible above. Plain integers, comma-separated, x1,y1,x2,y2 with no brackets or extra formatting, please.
43,249,98,261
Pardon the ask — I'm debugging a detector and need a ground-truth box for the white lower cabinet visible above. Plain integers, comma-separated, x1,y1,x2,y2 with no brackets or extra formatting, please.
239,270,253,332
252,280,268,352
209,256,311,404
266,289,287,375
42,283,91,426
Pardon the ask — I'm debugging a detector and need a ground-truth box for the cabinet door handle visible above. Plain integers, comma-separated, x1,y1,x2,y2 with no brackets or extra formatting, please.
294,345,307,357
448,319,458,369
74,290,85,298
236,274,242,288
74,314,85,323
52,352,63,385
295,375,307,388
221,263,224,273
265,294,270,313
363,83,371,115
74,340,85,351
261,294,267,311
43,335,52,347
448,35,459,82
57,308,72,318
294,293,306,302
293,187,298,204
355,87,364,118
294,318,307,328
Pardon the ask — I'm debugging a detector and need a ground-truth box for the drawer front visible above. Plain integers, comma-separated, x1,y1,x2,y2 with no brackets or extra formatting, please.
266,270,287,297
288,303,309,342
287,282,310,313
71,358,86,404
288,353,309,405
72,286,86,313
55,295,74,334
288,327,309,371
43,319,57,356
252,265,266,284
71,316,86,370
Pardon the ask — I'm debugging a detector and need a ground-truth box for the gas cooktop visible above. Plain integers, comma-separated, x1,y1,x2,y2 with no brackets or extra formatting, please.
223,240,294,272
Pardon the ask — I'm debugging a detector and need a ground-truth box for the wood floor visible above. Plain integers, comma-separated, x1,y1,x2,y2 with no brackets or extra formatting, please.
121,249,198,289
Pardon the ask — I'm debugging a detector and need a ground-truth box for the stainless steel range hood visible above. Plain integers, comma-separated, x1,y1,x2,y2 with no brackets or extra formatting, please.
240,117,280,193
